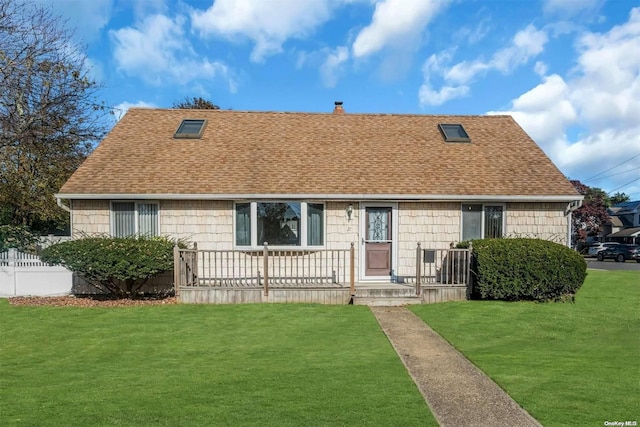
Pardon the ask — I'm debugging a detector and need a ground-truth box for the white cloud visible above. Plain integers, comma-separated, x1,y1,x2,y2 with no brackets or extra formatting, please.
570,8,640,131
191,0,336,62
37,0,114,42
543,0,602,16
113,101,157,121
419,24,548,106
488,74,577,157
418,50,469,105
418,84,469,106
352,0,448,58
110,14,237,91
320,46,350,87
446,25,548,84
130,0,168,20
488,8,640,195
453,19,491,45
534,61,548,76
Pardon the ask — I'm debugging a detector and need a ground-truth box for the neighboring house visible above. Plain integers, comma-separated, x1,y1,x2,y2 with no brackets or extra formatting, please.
606,227,640,245
597,215,624,243
606,201,640,245
609,200,640,228
56,103,581,284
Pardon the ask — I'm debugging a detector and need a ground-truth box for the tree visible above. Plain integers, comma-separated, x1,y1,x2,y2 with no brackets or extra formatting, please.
172,97,220,109
0,0,109,233
570,180,610,244
609,192,630,206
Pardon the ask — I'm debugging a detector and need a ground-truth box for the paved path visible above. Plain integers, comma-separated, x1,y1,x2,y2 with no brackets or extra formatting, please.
371,306,542,427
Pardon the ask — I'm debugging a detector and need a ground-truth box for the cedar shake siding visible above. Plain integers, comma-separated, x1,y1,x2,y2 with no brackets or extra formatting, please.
70,201,570,284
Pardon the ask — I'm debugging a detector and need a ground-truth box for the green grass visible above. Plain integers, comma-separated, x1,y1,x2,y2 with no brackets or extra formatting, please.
0,303,436,426
410,270,640,427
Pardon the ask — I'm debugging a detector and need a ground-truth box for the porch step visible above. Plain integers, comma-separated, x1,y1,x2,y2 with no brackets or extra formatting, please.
352,286,421,306
352,295,423,306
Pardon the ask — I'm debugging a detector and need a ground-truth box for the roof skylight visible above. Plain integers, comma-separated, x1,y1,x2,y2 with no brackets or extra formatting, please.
174,119,206,139
438,124,471,143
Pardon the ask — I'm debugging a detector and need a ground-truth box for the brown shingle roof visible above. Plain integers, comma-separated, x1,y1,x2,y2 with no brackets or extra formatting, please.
58,108,579,199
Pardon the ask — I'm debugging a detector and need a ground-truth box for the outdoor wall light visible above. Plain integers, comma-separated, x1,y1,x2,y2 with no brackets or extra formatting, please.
346,204,354,221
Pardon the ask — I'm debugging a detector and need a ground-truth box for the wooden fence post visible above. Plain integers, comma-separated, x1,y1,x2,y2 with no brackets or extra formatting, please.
415,242,422,296
466,242,473,289
349,242,355,296
173,245,180,297
263,242,269,296
192,242,198,286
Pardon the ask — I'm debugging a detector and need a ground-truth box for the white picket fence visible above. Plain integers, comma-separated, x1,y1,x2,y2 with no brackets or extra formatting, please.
0,248,72,297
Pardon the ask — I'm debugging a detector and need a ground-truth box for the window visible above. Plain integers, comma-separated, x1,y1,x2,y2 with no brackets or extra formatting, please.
111,202,158,237
235,203,251,246
307,203,324,246
174,119,206,139
461,204,504,240
235,202,324,247
439,123,471,142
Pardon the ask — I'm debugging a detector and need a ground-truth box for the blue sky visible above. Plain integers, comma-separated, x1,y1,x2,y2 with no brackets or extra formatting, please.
43,0,640,199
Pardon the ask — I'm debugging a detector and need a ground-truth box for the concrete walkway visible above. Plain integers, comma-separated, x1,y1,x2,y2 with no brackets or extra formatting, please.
371,306,542,427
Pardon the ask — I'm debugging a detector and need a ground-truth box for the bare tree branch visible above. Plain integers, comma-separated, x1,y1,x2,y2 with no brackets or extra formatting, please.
0,0,110,232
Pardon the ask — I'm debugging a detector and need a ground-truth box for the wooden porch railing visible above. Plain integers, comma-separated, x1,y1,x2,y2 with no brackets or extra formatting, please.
175,243,356,296
174,242,471,298
415,243,472,295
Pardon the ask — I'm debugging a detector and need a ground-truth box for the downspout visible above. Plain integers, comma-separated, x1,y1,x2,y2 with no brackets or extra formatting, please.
56,197,71,213
566,200,583,248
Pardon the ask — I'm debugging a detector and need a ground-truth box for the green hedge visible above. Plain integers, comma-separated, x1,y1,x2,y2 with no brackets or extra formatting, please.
41,236,180,298
471,238,587,302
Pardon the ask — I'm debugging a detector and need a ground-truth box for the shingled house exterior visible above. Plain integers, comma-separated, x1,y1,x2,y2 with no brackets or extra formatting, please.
56,104,582,303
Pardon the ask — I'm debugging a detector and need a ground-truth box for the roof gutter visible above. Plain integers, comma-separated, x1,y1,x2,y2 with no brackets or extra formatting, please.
56,193,584,203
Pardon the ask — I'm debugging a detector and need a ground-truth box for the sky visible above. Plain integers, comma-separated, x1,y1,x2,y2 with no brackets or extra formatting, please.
42,0,640,200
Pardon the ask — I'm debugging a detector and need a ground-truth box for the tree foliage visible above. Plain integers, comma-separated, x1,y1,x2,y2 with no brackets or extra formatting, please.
0,0,109,233
609,192,630,206
570,180,611,243
172,97,220,110
40,236,179,298
0,224,38,252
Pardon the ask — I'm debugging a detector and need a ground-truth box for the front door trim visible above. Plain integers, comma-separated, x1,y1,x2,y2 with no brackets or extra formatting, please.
359,202,398,282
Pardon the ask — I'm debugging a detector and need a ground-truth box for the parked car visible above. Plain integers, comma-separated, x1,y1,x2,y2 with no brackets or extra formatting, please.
587,242,620,257
596,244,640,262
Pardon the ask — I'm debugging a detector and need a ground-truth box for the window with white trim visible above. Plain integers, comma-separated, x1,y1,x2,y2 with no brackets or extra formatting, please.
461,204,504,240
111,202,159,237
235,202,324,247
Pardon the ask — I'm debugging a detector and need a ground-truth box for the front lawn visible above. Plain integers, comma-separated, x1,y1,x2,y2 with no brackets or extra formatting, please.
0,303,435,426
411,270,639,427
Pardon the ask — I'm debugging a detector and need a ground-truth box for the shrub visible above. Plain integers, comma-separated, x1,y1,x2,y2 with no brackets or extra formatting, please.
471,238,587,302
41,236,180,298
0,225,39,252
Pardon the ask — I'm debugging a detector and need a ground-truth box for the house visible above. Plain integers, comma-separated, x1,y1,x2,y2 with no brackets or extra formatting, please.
56,103,582,302
609,200,640,228
606,200,640,245
600,215,624,242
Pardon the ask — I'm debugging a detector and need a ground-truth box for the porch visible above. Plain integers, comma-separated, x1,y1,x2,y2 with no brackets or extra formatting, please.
174,243,472,305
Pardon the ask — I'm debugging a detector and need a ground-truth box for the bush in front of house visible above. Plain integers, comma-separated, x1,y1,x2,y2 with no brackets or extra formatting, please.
40,236,179,299
471,238,587,302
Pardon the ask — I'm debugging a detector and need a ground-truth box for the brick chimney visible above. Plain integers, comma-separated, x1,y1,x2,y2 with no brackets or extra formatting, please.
333,101,344,114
